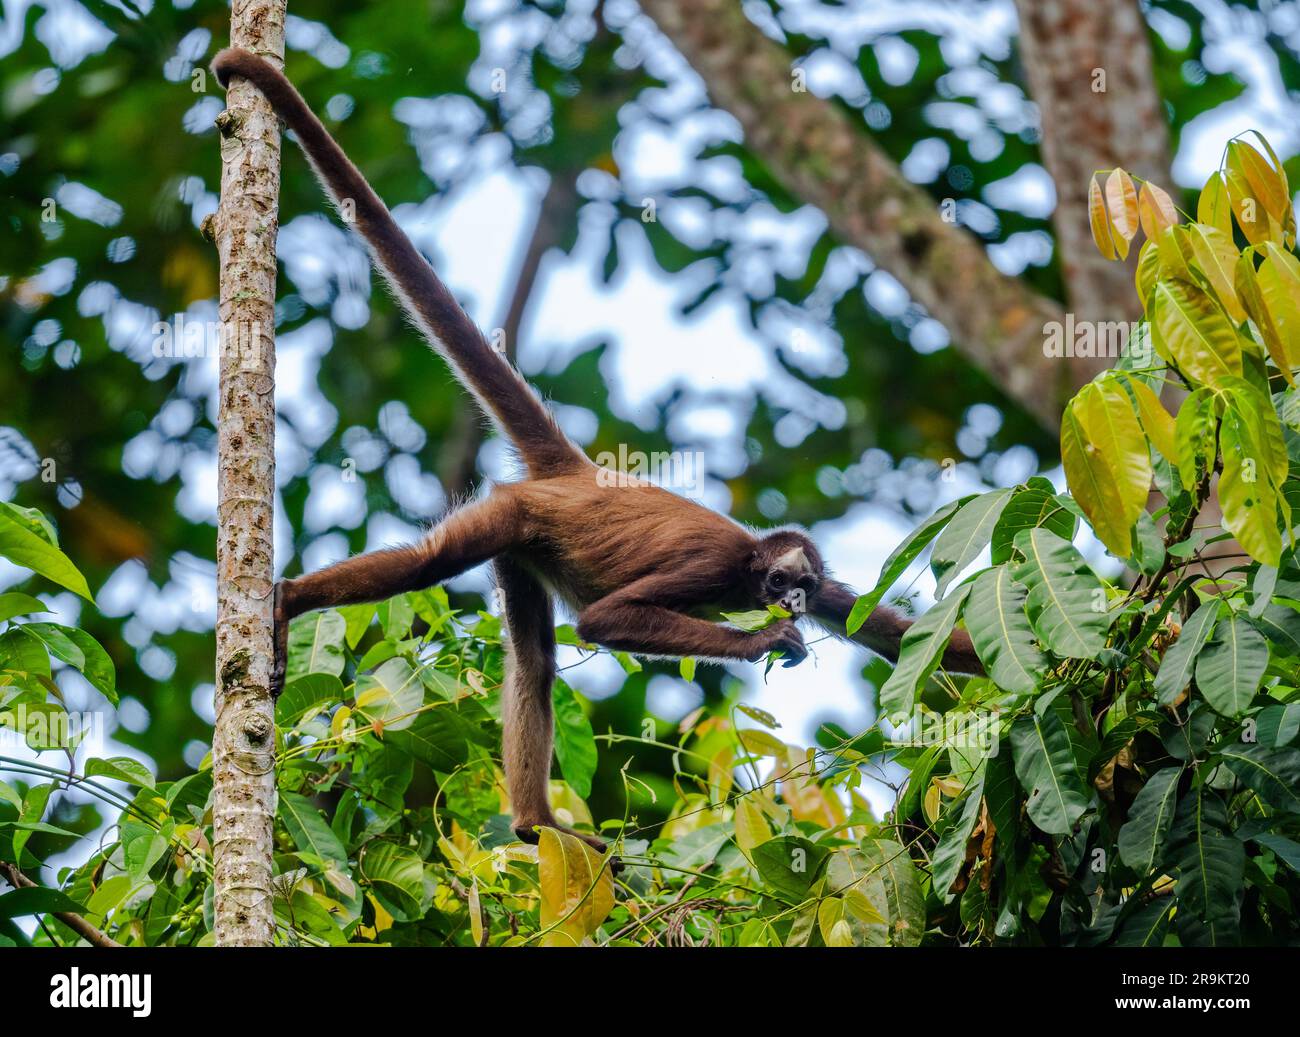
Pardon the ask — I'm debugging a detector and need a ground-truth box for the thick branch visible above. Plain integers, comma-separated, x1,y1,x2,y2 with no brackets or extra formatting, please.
211,0,285,947
0,863,121,947
637,0,1067,429
1013,0,1173,386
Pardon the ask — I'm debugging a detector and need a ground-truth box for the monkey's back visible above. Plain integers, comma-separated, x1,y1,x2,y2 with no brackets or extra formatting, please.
504,472,755,612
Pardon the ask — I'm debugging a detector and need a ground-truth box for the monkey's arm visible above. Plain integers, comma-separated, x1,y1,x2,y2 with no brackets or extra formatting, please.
812,580,984,675
577,574,807,666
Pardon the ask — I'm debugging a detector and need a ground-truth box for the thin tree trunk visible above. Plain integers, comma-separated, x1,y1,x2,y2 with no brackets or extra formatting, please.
637,0,1067,430
1013,0,1173,387
211,1,286,947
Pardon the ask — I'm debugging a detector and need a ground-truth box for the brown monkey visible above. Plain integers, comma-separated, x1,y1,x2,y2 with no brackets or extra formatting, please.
212,49,983,854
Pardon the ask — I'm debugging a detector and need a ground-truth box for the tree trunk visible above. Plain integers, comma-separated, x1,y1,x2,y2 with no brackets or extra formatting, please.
211,0,286,947
638,0,1067,430
1013,0,1173,387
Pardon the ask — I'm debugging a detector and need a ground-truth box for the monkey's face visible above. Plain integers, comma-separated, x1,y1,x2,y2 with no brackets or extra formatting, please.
751,536,822,615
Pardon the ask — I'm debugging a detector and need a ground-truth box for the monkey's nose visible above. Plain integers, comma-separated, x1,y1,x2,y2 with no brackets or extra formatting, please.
778,597,792,613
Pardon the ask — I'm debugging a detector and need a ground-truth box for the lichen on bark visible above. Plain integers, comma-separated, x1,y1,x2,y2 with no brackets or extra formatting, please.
211,0,286,947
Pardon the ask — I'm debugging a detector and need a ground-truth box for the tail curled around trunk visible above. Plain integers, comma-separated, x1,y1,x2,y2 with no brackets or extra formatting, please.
212,47,585,478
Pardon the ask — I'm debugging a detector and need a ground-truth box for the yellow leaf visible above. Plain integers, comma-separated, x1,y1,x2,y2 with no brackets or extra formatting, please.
1174,388,1218,491
733,795,771,853
537,827,615,947
828,919,855,948
737,728,787,758
1061,401,1131,557
817,897,844,944
1075,380,1152,546
1252,243,1300,382
1135,240,1161,313
469,880,484,945
1124,376,1179,466
708,745,735,802
1220,406,1282,565
1224,161,1280,246
844,887,887,925
1197,172,1234,238
1228,138,1289,227
1138,180,1178,241
1150,279,1243,386
1089,176,1118,260
1180,224,1244,322
923,781,942,824
1105,169,1140,257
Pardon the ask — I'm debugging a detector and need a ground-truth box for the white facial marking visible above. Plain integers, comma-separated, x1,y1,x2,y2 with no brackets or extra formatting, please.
774,547,810,574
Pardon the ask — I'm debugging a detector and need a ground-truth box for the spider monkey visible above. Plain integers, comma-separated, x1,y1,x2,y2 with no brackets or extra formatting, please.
212,49,983,855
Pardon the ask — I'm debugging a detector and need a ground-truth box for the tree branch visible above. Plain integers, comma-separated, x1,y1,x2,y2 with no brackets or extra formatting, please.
0,863,121,947
1013,0,1173,386
637,0,1068,429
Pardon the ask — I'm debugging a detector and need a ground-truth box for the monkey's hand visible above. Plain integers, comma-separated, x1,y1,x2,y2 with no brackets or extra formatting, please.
752,618,807,668
270,581,289,699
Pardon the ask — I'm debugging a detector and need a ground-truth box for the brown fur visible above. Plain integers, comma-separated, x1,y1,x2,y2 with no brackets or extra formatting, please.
215,49,985,857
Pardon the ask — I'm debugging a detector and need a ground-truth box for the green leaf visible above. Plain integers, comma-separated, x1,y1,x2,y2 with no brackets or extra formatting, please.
1219,393,1283,565
0,593,48,624
1117,767,1181,873
552,680,597,798
990,480,1076,566
1173,387,1218,491
386,704,491,770
964,566,1046,694
1249,603,1300,657
61,627,116,705
1255,702,1300,746
286,610,347,682
877,586,972,722
721,608,782,632
752,837,829,902
280,791,349,866
0,886,86,920
1150,278,1243,386
120,820,170,882
858,838,926,947
1010,710,1090,836
930,775,985,904
1010,529,1110,659
354,657,424,731
377,596,413,640
359,840,428,923
85,756,155,788
1112,899,1173,947
1218,743,1300,812
1195,613,1269,717
275,673,343,727
16,623,82,669
1168,786,1243,946
0,628,50,677
0,507,92,600
1154,600,1222,705
930,489,1013,597
847,497,970,634
337,603,377,649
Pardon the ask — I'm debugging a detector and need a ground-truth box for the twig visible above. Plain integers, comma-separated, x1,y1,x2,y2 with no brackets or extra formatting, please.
0,863,121,947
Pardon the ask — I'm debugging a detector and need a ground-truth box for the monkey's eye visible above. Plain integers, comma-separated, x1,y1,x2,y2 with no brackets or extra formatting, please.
769,572,788,589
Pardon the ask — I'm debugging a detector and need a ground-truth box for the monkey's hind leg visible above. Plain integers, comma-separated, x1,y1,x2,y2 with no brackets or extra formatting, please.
272,492,522,695
496,556,609,856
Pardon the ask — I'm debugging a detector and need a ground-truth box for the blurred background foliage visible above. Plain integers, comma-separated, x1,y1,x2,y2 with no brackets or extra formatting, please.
2,0,1299,837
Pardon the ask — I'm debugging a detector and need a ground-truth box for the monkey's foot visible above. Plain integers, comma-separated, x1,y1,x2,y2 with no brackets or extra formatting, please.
513,821,611,856
270,580,288,699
